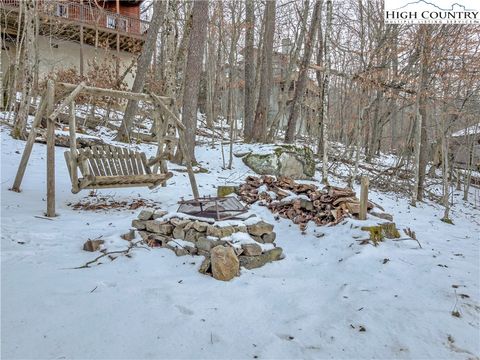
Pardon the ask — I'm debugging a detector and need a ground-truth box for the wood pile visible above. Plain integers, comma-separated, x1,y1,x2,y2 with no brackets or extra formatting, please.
238,176,373,230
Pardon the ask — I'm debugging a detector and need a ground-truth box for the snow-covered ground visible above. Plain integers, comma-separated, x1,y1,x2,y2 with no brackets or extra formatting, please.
1,126,479,359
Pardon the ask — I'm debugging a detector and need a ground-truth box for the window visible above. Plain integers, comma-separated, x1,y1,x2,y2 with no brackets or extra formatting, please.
56,4,68,18
117,18,128,32
106,15,116,29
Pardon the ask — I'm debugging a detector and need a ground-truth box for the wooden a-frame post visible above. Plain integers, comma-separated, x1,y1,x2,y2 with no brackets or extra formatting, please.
46,80,56,217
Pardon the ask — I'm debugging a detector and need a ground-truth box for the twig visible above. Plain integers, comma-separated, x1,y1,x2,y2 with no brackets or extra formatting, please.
70,239,145,269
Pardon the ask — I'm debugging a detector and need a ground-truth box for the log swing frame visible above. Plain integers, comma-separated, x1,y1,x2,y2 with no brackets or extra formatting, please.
11,80,199,217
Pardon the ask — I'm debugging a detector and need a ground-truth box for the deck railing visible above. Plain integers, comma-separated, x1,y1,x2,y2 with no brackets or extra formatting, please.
0,0,149,36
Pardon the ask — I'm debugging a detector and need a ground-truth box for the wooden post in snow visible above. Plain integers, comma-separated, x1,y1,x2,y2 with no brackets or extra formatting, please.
46,80,56,217
359,176,369,220
11,96,47,192
69,101,79,193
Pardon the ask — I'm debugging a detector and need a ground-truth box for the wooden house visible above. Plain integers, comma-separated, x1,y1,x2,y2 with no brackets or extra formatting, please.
1,0,148,87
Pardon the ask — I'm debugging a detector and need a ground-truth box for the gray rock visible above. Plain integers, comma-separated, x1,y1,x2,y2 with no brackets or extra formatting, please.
206,225,235,238
121,229,136,241
261,231,276,243
138,209,155,220
239,247,283,270
173,226,186,240
241,243,262,256
198,257,211,274
185,229,202,242
83,239,104,252
251,234,263,243
192,221,209,233
211,246,239,281
170,218,191,228
247,221,274,236
242,145,315,179
131,219,147,230
196,237,215,252
145,221,174,235
152,210,168,219
137,231,150,241
197,249,210,257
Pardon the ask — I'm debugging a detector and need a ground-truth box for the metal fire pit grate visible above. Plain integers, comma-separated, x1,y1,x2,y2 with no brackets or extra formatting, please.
177,196,248,221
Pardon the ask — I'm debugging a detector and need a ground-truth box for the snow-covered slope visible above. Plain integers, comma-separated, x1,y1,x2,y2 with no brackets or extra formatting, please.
1,127,479,359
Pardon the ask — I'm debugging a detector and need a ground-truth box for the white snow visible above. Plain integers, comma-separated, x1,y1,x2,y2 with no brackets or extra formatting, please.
1,125,479,359
452,123,480,137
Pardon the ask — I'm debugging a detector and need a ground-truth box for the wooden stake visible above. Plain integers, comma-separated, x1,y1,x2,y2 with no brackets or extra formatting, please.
359,176,369,220
11,96,47,192
69,101,79,193
46,80,56,217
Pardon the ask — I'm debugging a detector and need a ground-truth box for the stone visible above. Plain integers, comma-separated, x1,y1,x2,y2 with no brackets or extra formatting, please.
131,219,147,230
149,234,170,247
242,145,315,179
206,225,235,239
170,218,190,227
239,247,283,270
261,231,276,243
198,257,212,274
241,243,262,256
173,226,185,240
145,221,174,235
370,211,394,222
192,221,209,233
174,247,189,256
217,185,239,197
233,225,247,233
152,210,168,219
138,209,155,221
121,229,136,241
185,229,202,242
197,249,210,257
251,235,263,243
137,231,150,241
247,221,274,236
83,239,104,252
196,237,216,252
210,246,239,281
182,222,193,231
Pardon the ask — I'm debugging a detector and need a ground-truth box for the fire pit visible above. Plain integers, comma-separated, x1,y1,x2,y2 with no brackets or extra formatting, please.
177,196,248,221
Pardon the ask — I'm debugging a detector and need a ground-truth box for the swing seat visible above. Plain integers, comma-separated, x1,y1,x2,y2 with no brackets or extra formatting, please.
64,145,173,194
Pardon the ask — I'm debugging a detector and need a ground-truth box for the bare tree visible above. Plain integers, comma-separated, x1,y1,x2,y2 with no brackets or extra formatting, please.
115,0,166,142
243,0,255,142
251,0,275,143
174,0,209,163
284,0,322,143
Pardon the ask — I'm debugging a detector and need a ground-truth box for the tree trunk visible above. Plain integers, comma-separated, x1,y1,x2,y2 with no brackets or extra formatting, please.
243,0,255,142
251,0,275,143
321,0,332,183
115,0,166,142
285,0,322,143
12,0,35,140
174,0,209,163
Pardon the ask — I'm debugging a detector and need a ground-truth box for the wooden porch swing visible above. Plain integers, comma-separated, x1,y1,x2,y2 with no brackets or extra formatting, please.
11,80,199,217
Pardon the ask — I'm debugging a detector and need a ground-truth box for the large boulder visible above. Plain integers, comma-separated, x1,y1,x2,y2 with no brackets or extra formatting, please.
210,246,239,281
242,145,315,179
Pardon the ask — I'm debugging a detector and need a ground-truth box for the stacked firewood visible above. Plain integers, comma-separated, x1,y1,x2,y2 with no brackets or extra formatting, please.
238,176,373,229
